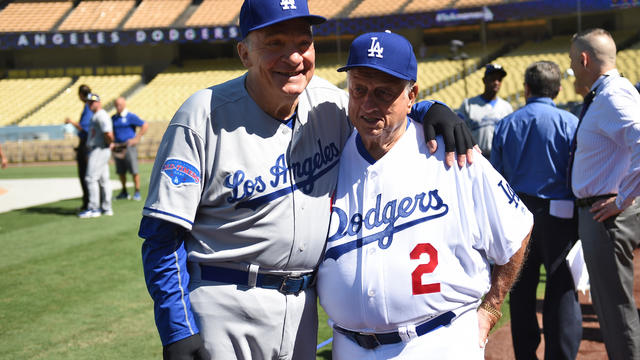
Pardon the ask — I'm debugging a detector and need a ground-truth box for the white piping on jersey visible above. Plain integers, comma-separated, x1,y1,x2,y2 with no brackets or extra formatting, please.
174,251,195,336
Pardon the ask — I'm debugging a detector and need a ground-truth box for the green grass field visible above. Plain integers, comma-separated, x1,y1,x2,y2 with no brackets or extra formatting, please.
0,162,536,359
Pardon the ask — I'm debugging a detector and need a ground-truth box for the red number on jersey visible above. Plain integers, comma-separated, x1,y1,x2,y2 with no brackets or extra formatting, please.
410,243,441,295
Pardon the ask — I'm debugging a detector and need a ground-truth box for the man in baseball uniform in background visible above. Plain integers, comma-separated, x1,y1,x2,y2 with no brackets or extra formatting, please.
111,97,148,201
138,0,475,359
491,61,581,360
317,32,532,359
78,93,114,218
457,64,513,158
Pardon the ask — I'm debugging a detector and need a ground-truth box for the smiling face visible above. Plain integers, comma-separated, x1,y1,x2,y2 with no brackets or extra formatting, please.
238,18,315,118
347,67,417,157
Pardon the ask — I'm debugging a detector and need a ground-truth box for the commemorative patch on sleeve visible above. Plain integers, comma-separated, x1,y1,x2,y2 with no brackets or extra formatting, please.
161,159,201,186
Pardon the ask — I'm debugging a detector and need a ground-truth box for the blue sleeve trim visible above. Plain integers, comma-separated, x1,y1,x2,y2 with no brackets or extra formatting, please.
409,100,434,124
143,207,194,225
139,216,199,346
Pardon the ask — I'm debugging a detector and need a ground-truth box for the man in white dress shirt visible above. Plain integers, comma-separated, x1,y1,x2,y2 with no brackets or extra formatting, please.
568,28,640,360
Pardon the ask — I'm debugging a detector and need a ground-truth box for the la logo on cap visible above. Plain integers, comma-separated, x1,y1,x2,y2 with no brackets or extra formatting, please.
368,37,383,58
280,0,296,10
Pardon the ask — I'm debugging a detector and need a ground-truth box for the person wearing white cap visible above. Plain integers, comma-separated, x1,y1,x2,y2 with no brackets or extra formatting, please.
78,93,114,218
317,31,532,359
138,1,477,359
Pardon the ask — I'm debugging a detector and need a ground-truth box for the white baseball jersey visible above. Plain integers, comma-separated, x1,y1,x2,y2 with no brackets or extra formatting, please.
143,73,351,271
457,95,513,156
317,119,532,332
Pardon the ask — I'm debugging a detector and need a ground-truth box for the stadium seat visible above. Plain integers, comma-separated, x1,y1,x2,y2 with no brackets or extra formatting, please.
185,0,242,27
58,0,135,31
20,74,142,126
454,0,504,8
404,0,452,14
123,0,191,29
348,0,404,18
0,1,73,32
126,60,244,122
0,77,73,126
308,0,353,19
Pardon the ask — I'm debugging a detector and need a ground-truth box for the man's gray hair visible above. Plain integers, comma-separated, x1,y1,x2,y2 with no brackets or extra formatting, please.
524,61,561,99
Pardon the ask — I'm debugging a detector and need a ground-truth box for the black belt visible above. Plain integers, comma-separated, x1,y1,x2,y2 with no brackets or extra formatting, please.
199,265,314,295
575,194,616,208
333,311,456,349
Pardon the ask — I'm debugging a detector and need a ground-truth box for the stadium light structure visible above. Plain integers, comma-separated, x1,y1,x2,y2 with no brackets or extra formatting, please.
577,0,582,33
450,39,469,99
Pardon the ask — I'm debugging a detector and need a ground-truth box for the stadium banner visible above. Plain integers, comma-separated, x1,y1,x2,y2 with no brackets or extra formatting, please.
0,0,637,50
313,0,639,37
0,26,240,50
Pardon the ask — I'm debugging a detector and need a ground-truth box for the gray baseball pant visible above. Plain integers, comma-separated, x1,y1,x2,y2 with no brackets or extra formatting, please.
85,147,112,212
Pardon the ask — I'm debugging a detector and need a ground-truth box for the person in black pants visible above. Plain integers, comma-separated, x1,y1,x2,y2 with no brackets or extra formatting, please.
65,84,94,211
491,61,582,359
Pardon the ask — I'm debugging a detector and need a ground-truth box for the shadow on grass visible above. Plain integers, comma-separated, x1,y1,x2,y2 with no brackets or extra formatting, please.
23,205,78,216
317,349,332,360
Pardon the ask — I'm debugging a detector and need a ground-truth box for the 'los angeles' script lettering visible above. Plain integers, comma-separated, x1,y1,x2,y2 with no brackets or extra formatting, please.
224,140,340,205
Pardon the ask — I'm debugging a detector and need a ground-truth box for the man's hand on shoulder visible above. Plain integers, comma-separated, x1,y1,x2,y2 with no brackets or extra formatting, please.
163,333,209,360
421,103,478,168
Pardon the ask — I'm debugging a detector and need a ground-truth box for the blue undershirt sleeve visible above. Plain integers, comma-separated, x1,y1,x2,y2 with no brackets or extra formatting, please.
409,100,435,123
139,216,199,346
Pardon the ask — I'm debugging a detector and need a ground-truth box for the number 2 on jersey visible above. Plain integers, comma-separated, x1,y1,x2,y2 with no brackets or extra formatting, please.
410,243,441,295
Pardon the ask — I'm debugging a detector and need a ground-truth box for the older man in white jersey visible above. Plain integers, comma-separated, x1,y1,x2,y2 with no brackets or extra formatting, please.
317,31,532,359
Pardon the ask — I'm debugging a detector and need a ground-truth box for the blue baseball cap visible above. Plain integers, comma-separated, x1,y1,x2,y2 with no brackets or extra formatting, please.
239,0,326,39
338,31,417,82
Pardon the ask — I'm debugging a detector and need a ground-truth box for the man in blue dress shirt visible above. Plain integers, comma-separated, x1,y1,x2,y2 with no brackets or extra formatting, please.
491,61,581,360
111,97,148,201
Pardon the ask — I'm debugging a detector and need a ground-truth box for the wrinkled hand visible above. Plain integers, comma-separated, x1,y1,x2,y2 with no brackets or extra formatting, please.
163,334,210,360
590,196,627,222
423,111,478,168
477,307,499,348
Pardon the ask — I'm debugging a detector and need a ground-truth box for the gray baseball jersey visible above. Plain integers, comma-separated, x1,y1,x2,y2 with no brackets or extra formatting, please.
86,108,112,148
457,95,513,156
143,73,351,271
142,73,351,358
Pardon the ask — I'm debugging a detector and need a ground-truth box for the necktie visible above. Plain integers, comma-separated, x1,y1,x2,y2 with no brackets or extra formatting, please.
566,89,597,189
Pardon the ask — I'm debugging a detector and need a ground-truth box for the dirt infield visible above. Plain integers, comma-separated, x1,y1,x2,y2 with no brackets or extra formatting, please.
485,249,640,359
